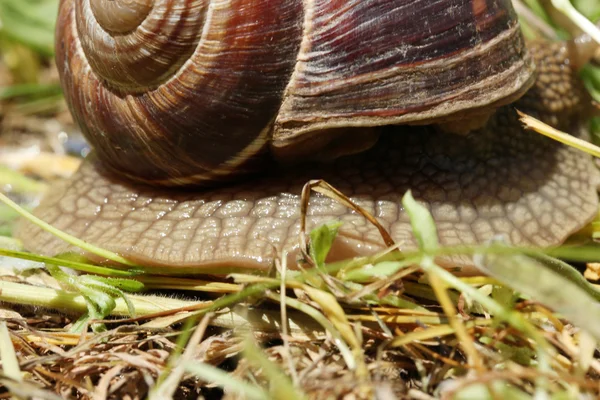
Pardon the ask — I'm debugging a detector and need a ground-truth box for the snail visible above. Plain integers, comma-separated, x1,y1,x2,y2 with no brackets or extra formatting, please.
16,0,600,274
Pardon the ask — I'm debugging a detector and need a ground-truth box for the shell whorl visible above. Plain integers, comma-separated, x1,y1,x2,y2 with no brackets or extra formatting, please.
90,0,154,34
80,0,205,91
57,0,304,186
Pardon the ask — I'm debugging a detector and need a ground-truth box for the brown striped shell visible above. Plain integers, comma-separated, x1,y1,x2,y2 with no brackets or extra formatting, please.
57,0,535,187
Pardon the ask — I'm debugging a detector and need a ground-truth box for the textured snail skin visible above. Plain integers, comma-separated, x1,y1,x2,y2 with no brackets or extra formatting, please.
17,44,600,274
56,0,535,187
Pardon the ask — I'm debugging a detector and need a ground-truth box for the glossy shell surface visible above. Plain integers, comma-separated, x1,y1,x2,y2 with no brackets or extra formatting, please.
56,0,535,186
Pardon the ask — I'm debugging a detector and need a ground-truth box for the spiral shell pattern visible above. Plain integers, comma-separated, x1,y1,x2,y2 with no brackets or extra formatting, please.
57,0,303,186
81,0,204,90
91,0,153,34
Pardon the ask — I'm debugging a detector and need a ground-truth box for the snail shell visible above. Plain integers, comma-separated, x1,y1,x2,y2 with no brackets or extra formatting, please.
18,0,600,273
58,0,535,186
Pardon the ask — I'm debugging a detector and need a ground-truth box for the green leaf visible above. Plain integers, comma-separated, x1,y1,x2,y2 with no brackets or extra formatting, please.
242,337,306,400
375,293,431,311
0,82,62,101
83,276,145,293
572,0,600,20
401,190,439,252
494,340,536,366
551,390,581,400
551,0,600,43
522,0,554,24
0,248,142,276
44,265,140,331
184,361,270,400
309,220,343,267
78,283,116,318
0,166,47,193
342,260,412,282
475,249,600,341
491,285,519,310
581,65,600,103
78,276,138,318
0,0,58,56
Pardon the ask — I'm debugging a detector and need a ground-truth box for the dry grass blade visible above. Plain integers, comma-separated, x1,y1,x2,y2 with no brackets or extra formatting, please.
241,336,308,400
277,252,301,385
0,321,21,383
265,292,356,369
517,109,600,157
301,285,370,378
0,377,62,400
427,272,483,371
137,276,240,293
299,179,396,266
551,0,600,43
184,361,270,400
389,319,494,347
150,313,213,399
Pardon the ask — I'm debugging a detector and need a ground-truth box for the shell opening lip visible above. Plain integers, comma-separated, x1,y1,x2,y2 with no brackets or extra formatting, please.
90,0,154,34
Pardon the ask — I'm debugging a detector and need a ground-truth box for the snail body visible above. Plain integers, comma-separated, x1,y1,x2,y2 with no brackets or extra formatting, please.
17,0,600,273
